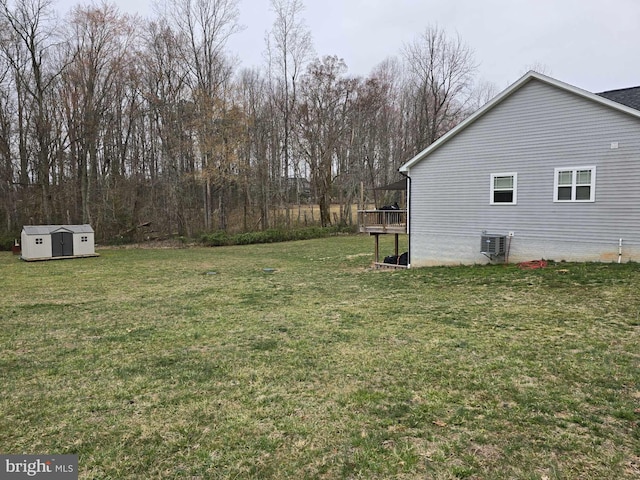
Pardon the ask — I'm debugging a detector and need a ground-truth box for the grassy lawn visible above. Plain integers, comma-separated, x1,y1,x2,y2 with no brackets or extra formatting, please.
1,235,639,479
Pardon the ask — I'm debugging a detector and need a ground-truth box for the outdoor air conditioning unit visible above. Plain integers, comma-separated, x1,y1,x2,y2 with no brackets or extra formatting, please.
481,234,506,256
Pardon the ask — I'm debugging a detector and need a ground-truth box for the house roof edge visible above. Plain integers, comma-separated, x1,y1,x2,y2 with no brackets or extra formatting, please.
399,71,640,173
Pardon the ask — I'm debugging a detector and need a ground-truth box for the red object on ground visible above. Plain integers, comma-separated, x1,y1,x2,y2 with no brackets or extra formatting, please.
518,259,548,270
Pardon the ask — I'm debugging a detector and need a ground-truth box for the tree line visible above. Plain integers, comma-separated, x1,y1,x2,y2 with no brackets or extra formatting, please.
0,0,490,243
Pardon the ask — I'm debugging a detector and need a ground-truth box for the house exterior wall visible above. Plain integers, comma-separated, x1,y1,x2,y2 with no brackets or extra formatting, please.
407,79,640,266
21,231,52,260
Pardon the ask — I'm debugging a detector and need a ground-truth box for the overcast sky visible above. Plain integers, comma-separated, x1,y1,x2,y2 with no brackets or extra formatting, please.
55,0,640,94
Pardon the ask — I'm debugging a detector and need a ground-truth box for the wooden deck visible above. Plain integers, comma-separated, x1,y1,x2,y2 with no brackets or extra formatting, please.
357,209,407,234
358,209,408,268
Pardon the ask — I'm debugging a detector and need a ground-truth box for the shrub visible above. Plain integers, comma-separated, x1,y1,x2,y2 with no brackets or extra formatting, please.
0,233,19,251
200,231,231,247
199,225,355,247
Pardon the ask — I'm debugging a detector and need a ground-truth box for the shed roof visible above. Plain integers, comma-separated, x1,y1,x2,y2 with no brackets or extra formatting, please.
22,225,94,235
400,71,640,173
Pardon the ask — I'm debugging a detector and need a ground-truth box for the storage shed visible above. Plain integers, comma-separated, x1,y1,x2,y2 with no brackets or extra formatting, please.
20,225,98,261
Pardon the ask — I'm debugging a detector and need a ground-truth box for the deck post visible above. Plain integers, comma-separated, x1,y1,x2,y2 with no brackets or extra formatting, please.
374,233,380,263
394,233,399,256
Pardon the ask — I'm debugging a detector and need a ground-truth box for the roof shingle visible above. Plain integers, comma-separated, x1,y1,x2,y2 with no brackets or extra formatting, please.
597,87,640,111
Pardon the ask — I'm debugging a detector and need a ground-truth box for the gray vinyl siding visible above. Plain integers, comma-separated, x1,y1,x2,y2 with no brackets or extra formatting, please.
408,79,640,265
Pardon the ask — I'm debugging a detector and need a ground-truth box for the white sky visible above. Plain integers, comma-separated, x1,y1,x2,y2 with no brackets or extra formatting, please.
54,0,640,93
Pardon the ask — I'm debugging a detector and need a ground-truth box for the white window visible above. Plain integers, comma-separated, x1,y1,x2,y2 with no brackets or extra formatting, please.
35,238,43,245
490,173,517,204
554,166,596,202
81,236,88,242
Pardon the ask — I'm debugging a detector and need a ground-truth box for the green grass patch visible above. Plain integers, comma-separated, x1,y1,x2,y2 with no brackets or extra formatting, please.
1,235,639,479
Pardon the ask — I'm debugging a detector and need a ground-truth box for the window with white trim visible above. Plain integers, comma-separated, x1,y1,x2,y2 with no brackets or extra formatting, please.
490,173,517,204
554,166,596,202
81,236,88,242
35,238,43,245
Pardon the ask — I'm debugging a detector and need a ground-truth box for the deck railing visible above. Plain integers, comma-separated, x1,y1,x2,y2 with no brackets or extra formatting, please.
357,209,407,234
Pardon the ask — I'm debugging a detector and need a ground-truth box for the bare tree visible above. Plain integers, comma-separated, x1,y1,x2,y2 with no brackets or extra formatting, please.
61,2,137,225
353,57,407,201
0,57,15,231
521,62,552,77
0,0,64,223
158,0,241,230
470,79,499,111
297,55,353,227
402,25,477,153
141,19,194,235
265,0,313,225
0,2,486,241
235,67,270,230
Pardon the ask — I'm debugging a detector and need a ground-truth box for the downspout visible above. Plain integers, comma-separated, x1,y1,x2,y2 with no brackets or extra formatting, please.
618,238,623,264
399,170,411,268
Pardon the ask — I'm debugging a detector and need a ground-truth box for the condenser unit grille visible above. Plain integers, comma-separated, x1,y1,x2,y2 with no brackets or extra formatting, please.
481,234,506,256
